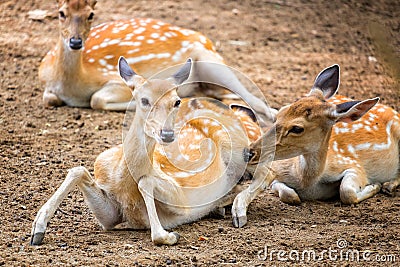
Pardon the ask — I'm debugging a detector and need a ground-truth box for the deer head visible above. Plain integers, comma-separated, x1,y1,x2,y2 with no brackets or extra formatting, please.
247,64,379,163
57,0,97,50
118,57,192,144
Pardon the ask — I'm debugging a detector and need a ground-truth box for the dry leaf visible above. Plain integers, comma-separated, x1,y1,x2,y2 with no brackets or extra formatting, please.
198,236,208,241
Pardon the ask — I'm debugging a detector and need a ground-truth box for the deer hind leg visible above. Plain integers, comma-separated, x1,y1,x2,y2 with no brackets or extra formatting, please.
31,166,122,245
189,54,276,122
90,81,135,111
382,174,400,196
340,169,382,204
270,180,301,205
137,176,179,245
232,164,272,228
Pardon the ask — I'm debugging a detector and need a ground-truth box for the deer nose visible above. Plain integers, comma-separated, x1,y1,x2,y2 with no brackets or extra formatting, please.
69,37,83,50
160,129,175,143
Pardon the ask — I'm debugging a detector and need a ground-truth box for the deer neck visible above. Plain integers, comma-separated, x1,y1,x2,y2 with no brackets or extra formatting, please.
296,130,332,188
123,113,157,179
54,38,85,82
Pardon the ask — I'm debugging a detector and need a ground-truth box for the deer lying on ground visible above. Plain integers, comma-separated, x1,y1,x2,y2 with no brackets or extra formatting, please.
31,56,263,245
41,0,274,121
231,64,400,228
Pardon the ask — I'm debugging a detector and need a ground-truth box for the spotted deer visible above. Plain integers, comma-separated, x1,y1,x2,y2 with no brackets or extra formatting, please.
31,56,263,245
41,0,274,121
232,64,400,228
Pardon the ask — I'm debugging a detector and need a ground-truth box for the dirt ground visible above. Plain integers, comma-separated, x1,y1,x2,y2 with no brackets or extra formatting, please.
1,0,399,266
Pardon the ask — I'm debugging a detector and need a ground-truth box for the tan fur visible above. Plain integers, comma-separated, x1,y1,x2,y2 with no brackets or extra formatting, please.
251,84,399,204
231,65,400,228
31,61,262,245
40,1,275,121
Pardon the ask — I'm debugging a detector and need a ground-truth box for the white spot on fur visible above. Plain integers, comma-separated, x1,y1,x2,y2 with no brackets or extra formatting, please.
99,59,107,66
181,41,190,47
127,49,140,54
332,141,339,152
126,53,171,64
335,127,350,134
199,35,207,44
372,120,393,150
119,41,141,46
109,39,120,45
133,27,146,35
351,123,363,132
355,143,371,150
347,144,356,156
180,29,195,36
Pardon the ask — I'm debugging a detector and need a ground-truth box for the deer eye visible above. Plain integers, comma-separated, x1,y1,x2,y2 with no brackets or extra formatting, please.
59,11,66,20
141,98,150,107
88,12,94,21
288,126,304,135
174,99,181,108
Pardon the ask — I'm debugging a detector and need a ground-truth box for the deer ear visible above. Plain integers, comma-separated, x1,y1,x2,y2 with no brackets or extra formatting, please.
57,0,66,6
230,104,257,122
334,97,379,123
118,57,145,89
88,0,97,8
310,64,340,99
172,58,192,84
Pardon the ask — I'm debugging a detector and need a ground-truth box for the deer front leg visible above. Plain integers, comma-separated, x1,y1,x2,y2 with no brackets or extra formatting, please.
31,166,122,245
382,175,400,196
90,80,135,111
137,176,180,245
340,169,382,204
232,165,273,228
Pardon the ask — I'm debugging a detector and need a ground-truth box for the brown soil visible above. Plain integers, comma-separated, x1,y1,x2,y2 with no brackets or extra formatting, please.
1,0,399,266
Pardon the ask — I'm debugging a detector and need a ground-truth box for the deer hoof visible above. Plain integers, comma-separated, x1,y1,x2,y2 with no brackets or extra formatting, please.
210,207,226,219
382,182,396,196
232,215,247,228
30,232,45,246
154,231,180,246
172,232,180,242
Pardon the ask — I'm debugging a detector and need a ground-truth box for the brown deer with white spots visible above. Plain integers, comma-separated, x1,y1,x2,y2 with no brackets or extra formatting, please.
41,0,275,121
231,64,400,228
31,57,264,245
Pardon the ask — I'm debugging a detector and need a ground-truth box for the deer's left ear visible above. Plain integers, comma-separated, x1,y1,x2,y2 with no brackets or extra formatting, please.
333,97,379,123
118,56,146,90
172,58,192,85
88,0,97,8
309,64,340,99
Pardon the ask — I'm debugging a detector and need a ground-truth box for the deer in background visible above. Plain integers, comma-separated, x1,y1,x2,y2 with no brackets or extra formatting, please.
31,56,263,245
232,64,400,228
41,0,275,122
